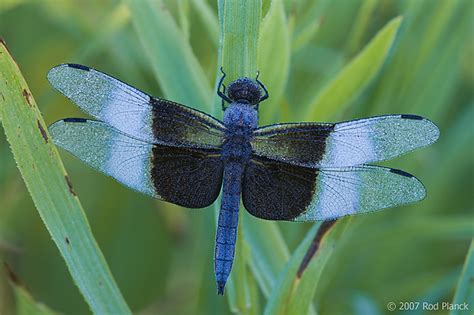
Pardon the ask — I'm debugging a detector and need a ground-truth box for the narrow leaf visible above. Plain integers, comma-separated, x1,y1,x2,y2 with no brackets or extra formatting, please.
190,0,219,48
258,0,291,123
244,215,289,298
264,219,349,315
5,263,58,315
346,0,378,55
451,240,474,315
0,41,131,314
306,16,402,120
126,0,212,111
14,285,57,315
219,0,261,79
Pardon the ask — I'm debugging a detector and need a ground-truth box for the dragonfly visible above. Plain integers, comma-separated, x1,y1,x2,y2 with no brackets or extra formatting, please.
47,64,440,295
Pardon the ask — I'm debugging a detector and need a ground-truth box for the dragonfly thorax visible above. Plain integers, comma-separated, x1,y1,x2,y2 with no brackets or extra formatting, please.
223,102,258,129
222,103,257,163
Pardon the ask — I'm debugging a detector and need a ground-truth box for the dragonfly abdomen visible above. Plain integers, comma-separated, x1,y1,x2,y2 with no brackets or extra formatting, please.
215,161,243,295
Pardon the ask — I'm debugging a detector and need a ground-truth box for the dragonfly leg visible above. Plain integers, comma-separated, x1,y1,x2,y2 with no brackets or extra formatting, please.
255,70,269,103
217,67,232,107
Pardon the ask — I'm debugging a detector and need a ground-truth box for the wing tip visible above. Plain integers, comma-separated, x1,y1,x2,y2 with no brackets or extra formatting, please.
48,118,92,142
400,114,440,144
47,64,68,86
47,63,91,84
425,118,441,144
388,167,427,201
394,168,427,202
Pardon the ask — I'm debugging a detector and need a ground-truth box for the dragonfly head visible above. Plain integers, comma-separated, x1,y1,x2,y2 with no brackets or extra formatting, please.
227,77,262,105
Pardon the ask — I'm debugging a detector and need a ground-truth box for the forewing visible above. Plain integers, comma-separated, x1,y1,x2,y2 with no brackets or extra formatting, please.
48,64,225,149
252,115,439,167
242,157,426,221
49,119,223,208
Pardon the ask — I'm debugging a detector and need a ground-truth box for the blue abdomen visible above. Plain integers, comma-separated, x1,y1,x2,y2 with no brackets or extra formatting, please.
215,161,243,294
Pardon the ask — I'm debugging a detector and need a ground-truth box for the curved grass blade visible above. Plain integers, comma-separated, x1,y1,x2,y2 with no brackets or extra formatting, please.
219,0,261,81
258,0,291,124
0,41,131,314
291,16,322,53
345,0,378,55
264,219,350,315
305,16,402,120
243,215,289,298
451,240,474,315
190,0,219,48
13,285,57,315
125,0,212,111
5,263,58,315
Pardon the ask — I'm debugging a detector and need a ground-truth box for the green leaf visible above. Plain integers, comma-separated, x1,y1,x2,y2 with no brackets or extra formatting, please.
177,0,191,42
190,0,219,48
243,215,289,298
306,16,403,120
352,294,382,315
258,0,291,124
14,286,57,315
345,0,378,55
5,266,58,315
264,219,350,315
291,16,322,52
451,240,474,315
126,0,212,111
219,0,261,80
0,41,131,314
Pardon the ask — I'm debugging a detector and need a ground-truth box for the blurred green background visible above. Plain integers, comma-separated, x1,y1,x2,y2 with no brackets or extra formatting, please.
0,0,472,314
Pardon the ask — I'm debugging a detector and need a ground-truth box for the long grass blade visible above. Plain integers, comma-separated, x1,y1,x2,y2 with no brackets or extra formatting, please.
451,240,474,315
126,0,212,110
305,16,402,120
0,41,131,314
258,0,291,124
264,219,349,315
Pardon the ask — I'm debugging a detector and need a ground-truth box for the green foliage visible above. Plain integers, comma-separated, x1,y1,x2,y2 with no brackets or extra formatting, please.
452,240,474,315
0,1,472,314
305,16,402,121
0,42,130,314
264,220,349,315
126,0,212,109
9,275,58,315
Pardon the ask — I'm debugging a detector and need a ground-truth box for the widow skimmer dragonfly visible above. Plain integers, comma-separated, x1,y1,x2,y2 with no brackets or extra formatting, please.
47,64,439,295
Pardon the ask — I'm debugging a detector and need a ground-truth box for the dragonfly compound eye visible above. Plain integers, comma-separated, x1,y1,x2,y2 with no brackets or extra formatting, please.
227,78,262,104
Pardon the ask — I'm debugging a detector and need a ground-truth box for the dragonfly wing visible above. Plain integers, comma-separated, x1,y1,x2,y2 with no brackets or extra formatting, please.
49,119,223,208
252,115,439,167
242,157,426,221
48,64,225,149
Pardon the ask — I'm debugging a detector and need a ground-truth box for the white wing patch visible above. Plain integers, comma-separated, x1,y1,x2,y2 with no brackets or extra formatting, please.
103,127,155,197
320,115,439,167
49,119,157,198
300,170,360,220
321,121,376,167
295,166,426,222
